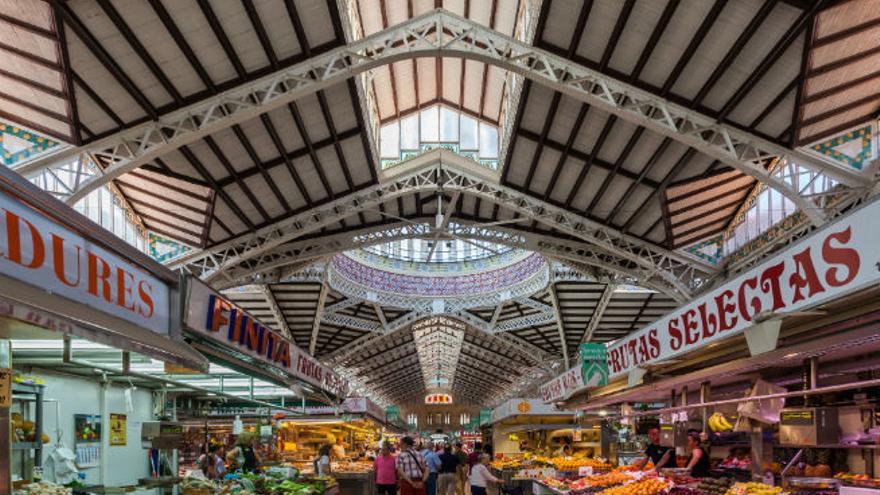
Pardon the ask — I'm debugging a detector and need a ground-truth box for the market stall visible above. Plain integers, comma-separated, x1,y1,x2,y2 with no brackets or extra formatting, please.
535,196,880,493
0,164,209,493
276,398,387,495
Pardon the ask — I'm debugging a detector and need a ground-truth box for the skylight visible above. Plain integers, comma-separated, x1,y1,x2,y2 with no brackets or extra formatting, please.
363,232,514,264
724,161,837,255
379,104,500,171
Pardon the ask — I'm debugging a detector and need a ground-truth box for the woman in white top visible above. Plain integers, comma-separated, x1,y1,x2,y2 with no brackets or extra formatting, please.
470,454,502,495
316,444,333,476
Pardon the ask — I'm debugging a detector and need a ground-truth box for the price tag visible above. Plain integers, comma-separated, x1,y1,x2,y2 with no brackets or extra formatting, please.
578,466,593,477
0,368,12,408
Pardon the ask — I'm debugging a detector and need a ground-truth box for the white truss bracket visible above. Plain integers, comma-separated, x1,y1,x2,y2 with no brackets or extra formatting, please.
259,284,291,338
581,283,616,345
373,303,389,333
321,312,381,333
547,284,569,368
309,272,329,355
494,310,557,334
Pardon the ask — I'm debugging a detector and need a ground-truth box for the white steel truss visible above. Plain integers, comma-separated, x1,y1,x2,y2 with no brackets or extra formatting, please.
258,284,291,338
581,283,616,345
171,150,708,300
494,311,557,334
309,272,330,355
16,10,866,219
547,283,569,368
321,312,382,333
208,218,688,301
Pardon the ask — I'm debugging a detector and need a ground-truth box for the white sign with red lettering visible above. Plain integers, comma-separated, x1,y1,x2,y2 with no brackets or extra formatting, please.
540,365,584,402
185,279,348,397
0,193,169,334
606,198,880,379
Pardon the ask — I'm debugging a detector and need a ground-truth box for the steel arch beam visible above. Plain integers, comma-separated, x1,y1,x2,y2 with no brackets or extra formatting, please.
17,10,864,218
215,218,685,302
206,216,690,301
171,150,708,300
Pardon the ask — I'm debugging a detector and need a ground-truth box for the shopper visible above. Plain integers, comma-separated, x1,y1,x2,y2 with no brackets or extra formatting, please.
240,435,261,473
469,454,501,495
396,436,429,495
636,427,672,471
332,436,347,460
453,443,468,495
438,445,459,495
685,432,711,478
466,442,482,472
316,444,333,476
198,444,224,480
422,441,441,495
375,445,398,495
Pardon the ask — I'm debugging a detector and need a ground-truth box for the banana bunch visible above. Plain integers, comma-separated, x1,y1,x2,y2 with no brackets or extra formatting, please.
709,412,734,432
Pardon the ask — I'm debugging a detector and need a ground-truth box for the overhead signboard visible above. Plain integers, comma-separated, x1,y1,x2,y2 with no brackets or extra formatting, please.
540,365,584,402
539,197,880,394
490,398,565,423
185,279,348,398
0,192,170,334
606,198,880,379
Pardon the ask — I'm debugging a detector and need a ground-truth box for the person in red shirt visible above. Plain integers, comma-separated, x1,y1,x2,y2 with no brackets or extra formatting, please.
375,445,398,495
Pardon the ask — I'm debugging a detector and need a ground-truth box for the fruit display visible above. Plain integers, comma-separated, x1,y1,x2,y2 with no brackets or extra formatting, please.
491,458,524,470
553,457,613,472
569,472,635,490
597,477,671,495
835,473,880,487
697,476,733,495
709,413,734,432
330,461,372,473
724,482,781,495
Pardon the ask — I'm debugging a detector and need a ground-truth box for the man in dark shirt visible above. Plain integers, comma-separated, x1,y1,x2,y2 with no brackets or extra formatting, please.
637,427,671,471
438,446,460,495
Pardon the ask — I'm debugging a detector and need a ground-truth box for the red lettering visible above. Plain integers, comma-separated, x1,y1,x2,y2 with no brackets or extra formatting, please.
789,247,825,304
637,335,650,363
648,328,660,359
737,276,760,322
242,316,261,350
609,348,622,374
4,210,44,268
683,309,699,346
822,227,859,287
116,268,135,311
87,252,112,302
714,289,737,332
698,302,718,340
759,261,786,311
137,281,154,318
51,234,80,287
668,317,683,351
